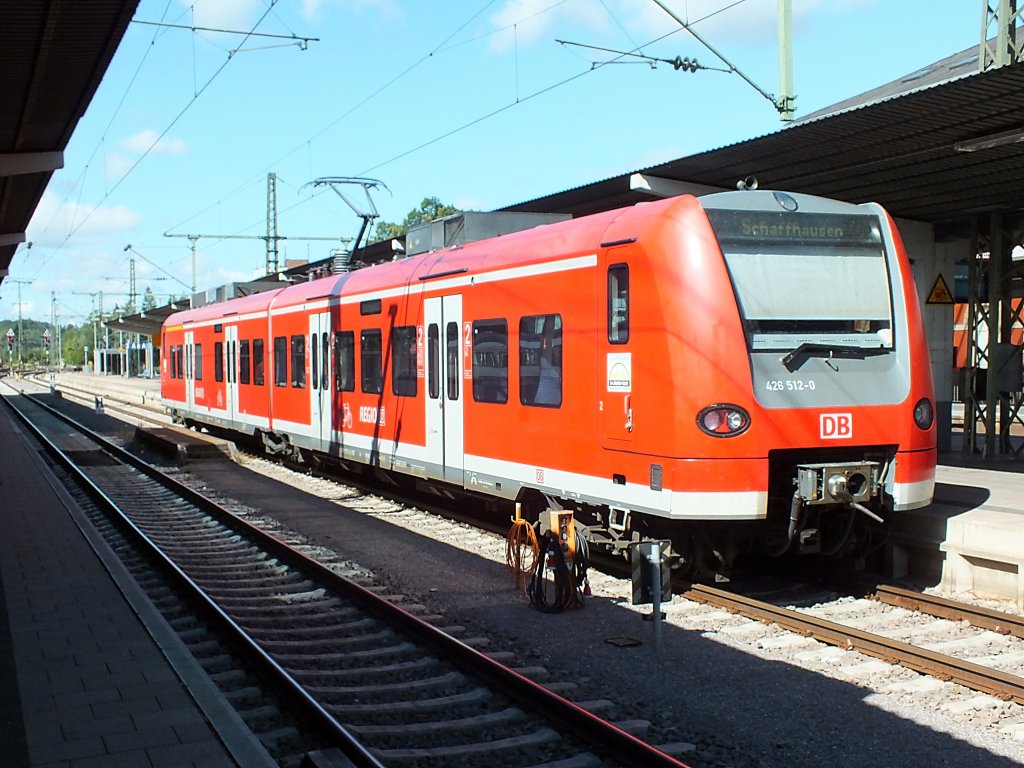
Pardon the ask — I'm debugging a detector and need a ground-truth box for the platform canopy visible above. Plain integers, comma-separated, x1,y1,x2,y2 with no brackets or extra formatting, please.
0,1,139,288
502,45,1024,236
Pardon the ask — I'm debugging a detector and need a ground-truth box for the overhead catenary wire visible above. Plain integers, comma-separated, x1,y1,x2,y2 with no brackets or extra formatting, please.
355,0,751,176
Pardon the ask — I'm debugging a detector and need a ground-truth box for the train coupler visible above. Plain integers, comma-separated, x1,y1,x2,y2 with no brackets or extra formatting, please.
796,461,880,506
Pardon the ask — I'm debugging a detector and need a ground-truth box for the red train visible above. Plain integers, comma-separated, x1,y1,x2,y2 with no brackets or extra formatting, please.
161,190,936,575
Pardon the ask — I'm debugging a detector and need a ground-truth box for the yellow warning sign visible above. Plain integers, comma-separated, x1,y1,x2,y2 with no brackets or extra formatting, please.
926,274,954,304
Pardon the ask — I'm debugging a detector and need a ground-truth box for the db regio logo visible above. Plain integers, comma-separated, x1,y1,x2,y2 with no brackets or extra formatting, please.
820,413,853,440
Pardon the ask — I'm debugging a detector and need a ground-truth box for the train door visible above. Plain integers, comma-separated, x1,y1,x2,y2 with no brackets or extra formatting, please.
225,325,238,423
424,295,464,484
309,312,332,451
600,256,634,447
185,329,196,410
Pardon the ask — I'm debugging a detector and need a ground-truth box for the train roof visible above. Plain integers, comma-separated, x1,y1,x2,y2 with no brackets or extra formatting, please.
161,197,695,327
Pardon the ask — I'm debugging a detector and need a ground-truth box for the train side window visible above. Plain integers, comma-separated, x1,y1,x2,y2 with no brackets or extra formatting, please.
334,331,354,391
253,339,265,386
178,345,185,380
311,333,319,390
608,264,629,344
321,332,329,391
291,335,306,388
392,325,417,397
170,346,178,379
472,319,508,404
214,341,224,383
520,314,562,407
361,329,383,394
239,340,250,385
229,341,236,383
194,343,203,382
445,322,459,400
428,324,439,399
274,336,287,387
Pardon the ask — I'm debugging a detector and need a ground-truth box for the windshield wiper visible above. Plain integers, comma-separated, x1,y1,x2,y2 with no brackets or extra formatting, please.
781,343,889,372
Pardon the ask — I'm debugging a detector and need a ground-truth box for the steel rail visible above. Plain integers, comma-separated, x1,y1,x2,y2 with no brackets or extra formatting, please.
872,584,1024,640
683,583,1024,705
4,387,688,768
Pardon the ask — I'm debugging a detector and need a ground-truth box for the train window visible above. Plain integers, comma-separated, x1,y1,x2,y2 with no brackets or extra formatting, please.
361,329,383,394
274,336,287,387
360,299,382,316
705,208,893,352
520,314,562,407
334,331,354,392
170,345,178,379
214,341,224,383
321,332,329,391
291,335,306,388
194,344,203,381
472,319,508,404
428,324,440,399
391,325,417,397
177,345,184,380
239,340,250,385
607,264,629,344
253,339,265,386
229,341,236,383
445,322,459,400
311,334,319,390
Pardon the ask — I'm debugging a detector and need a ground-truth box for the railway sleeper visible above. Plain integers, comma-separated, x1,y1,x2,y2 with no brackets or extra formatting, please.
272,641,419,667
342,706,526,738
369,727,562,764
325,687,490,717
287,656,441,682
247,616,377,640
259,628,399,653
305,670,468,699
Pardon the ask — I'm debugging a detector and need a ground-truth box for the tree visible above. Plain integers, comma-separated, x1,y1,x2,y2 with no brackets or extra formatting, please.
142,287,157,312
371,196,458,243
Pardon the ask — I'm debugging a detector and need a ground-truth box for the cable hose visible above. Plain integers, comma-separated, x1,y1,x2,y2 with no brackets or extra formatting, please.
505,518,539,596
528,530,590,613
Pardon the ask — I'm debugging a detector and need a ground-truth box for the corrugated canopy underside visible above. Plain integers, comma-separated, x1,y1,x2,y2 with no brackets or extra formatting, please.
503,45,1024,236
0,1,138,287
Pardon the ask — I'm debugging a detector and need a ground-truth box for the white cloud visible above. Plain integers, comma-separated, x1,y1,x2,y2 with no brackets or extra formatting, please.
121,129,188,156
183,0,264,31
26,191,142,248
488,0,826,53
489,0,608,53
299,0,401,23
453,195,486,212
104,152,134,183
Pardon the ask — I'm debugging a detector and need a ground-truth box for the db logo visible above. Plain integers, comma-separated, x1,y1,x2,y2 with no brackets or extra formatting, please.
820,413,853,440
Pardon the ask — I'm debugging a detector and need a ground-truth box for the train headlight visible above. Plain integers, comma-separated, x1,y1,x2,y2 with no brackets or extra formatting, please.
697,404,751,437
913,397,934,430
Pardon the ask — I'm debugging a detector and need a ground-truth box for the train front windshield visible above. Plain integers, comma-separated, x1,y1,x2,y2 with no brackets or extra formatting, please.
706,208,893,354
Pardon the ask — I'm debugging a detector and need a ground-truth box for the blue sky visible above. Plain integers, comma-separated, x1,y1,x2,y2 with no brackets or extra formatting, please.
4,0,977,324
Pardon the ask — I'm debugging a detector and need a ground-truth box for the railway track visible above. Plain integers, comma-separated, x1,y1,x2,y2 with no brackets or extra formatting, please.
1,385,687,768
680,581,1024,707
21,374,1024,754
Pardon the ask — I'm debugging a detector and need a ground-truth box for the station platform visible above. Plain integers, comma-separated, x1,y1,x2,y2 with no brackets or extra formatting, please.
0,397,274,768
